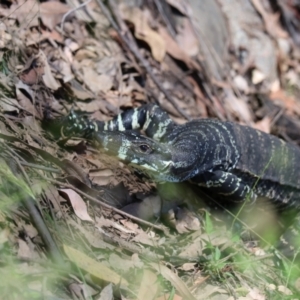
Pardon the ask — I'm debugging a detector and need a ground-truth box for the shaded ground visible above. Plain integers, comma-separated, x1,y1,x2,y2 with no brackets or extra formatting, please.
1,0,300,299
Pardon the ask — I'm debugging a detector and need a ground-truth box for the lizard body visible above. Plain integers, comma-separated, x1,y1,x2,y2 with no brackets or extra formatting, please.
64,104,300,211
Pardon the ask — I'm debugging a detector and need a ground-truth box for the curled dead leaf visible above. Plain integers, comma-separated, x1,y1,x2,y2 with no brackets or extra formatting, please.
158,26,200,70
59,188,93,222
82,67,113,93
120,6,166,62
37,50,61,90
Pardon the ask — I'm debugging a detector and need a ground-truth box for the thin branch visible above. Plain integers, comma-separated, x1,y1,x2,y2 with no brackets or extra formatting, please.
60,0,93,33
7,154,65,266
44,176,169,235
153,0,177,39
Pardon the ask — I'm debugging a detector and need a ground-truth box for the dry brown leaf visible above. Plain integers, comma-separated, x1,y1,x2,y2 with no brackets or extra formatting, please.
95,216,117,230
24,224,38,239
15,79,34,98
269,89,300,116
24,132,40,149
67,218,115,250
38,50,61,90
43,185,63,213
277,285,293,296
59,189,93,222
253,117,271,134
246,287,266,300
69,282,96,299
20,62,44,85
252,69,266,85
64,0,89,22
223,89,252,123
158,27,200,70
63,245,128,287
166,0,190,15
77,101,109,115
74,48,98,61
180,263,196,271
0,98,20,113
178,235,203,258
120,6,166,62
16,81,41,118
90,175,114,186
69,80,93,100
0,113,23,135
64,42,77,62
55,60,73,83
109,253,141,273
233,75,249,94
96,216,141,235
132,231,157,247
131,253,144,268
137,269,159,300
0,24,12,48
195,284,228,300
250,0,288,39
40,28,64,43
98,284,113,300
175,207,201,233
89,167,119,186
0,228,9,246
17,239,35,260
90,169,114,177
120,219,139,231
82,67,113,93
176,18,199,57
39,2,70,30
4,0,40,27
23,116,42,135
105,91,132,108
86,158,105,168
95,56,118,77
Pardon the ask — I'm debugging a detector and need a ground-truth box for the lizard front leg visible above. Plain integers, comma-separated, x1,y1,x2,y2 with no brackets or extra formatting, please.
193,170,256,203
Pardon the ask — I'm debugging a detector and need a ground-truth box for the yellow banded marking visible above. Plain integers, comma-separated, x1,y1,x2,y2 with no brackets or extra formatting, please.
93,121,98,132
142,111,151,131
117,139,131,160
109,121,114,131
131,109,140,129
153,119,172,140
117,114,125,131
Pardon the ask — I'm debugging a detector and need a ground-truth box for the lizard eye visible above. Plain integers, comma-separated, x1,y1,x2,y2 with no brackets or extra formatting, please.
139,144,151,153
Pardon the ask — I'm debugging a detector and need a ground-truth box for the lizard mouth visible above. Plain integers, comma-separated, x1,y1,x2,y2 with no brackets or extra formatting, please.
159,160,173,172
129,160,172,173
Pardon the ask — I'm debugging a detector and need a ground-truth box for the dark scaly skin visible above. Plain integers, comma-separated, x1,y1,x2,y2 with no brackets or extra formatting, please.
64,104,300,209
63,104,300,259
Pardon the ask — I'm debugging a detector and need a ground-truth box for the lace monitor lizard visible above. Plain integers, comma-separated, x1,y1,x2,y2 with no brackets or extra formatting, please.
63,104,300,256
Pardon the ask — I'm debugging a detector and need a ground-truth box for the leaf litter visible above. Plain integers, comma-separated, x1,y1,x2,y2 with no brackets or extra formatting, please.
1,0,300,299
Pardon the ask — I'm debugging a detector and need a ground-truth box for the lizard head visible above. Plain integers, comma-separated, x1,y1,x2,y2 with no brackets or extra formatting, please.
94,130,174,180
